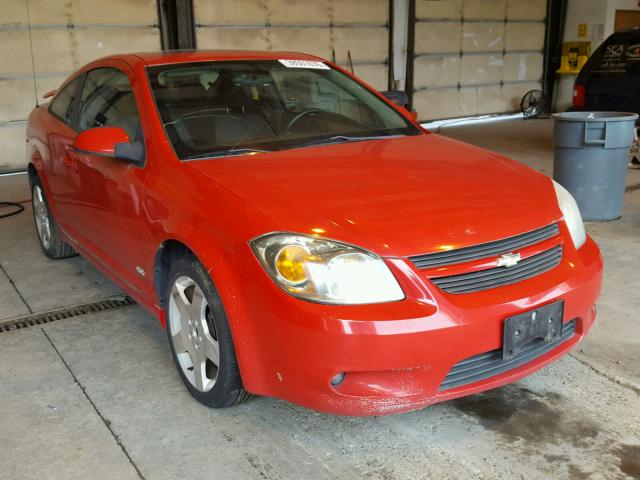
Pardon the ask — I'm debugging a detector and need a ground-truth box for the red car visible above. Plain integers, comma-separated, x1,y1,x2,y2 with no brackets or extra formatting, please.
26,51,602,416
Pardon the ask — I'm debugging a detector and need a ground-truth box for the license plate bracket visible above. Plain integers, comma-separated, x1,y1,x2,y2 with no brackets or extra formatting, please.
502,301,564,361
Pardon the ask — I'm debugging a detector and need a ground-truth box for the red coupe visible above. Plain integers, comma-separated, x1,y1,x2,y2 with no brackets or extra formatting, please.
26,51,602,415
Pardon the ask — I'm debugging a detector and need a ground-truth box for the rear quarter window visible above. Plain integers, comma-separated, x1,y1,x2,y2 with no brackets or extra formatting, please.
49,75,84,125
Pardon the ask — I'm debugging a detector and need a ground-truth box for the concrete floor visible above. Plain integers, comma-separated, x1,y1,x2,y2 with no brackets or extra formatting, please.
0,118,639,480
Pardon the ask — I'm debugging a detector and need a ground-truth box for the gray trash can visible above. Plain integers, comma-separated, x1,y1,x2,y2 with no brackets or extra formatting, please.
553,111,638,221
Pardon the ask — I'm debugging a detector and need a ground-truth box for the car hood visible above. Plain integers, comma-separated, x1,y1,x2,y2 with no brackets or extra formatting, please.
187,134,561,257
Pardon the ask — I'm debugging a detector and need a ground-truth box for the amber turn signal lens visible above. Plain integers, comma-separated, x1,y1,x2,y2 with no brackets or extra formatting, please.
275,245,310,285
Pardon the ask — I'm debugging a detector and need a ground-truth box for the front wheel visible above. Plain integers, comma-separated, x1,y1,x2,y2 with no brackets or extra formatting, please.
165,255,249,408
31,179,77,259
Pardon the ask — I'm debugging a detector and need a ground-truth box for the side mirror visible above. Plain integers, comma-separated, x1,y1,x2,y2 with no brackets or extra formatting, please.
381,90,409,107
74,127,144,166
381,91,418,122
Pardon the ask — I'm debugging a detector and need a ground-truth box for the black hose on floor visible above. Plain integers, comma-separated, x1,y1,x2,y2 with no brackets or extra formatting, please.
0,201,25,219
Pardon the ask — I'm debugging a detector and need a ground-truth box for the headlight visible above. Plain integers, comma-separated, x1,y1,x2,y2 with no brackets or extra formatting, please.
553,180,586,249
250,233,405,304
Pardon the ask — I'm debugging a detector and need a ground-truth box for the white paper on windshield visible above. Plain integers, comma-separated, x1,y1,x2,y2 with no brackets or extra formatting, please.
278,59,330,70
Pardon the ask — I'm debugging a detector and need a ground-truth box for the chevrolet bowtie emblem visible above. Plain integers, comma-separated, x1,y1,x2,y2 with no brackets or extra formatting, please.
496,252,521,267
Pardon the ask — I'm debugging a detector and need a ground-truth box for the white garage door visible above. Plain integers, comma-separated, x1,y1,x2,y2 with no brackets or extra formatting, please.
193,0,391,91
412,0,547,120
0,0,160,173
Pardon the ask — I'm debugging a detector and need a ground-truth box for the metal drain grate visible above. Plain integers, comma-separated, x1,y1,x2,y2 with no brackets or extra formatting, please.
0,295,135,333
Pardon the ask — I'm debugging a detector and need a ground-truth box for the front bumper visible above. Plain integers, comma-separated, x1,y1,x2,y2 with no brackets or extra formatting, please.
213,232,602,416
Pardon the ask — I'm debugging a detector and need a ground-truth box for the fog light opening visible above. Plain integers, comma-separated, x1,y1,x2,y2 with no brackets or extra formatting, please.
330,372,345,386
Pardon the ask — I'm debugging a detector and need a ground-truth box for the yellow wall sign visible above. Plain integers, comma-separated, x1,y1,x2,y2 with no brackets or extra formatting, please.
578,23,588,37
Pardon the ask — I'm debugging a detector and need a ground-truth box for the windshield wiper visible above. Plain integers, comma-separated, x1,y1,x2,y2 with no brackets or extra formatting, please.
183,134,403,160
184,148,271,161
289,134,404,150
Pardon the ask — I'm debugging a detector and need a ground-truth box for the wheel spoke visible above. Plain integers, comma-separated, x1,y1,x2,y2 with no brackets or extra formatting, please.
171,285,191,321
34,214,42,236
202,334,220,366
189,285,207,321
171,326,190,354
192,357,207,391
43,219,50,242
33,186,51,249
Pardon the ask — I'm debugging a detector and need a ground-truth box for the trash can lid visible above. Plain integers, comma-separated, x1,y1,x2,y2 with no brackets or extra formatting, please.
552,111,639,122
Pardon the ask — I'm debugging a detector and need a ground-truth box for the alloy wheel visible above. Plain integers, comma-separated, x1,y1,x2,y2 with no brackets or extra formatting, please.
32,185,51,250
168,275,220,392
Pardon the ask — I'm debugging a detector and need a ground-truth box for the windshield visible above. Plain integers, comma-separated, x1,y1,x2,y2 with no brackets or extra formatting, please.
147,60,420,159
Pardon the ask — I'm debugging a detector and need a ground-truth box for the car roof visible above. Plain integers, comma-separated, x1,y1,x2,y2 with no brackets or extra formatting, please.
602,27,640,43
102,50,326,67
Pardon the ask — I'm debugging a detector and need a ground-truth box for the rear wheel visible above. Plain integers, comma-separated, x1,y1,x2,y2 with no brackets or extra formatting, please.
31,179,77,259
165,255,249,408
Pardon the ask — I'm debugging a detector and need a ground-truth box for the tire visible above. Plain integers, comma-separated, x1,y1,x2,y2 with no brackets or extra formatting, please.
165,254,249,408
31,178,77,259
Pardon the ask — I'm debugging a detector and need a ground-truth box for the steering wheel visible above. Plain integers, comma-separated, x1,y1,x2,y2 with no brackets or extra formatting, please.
285,108,324,132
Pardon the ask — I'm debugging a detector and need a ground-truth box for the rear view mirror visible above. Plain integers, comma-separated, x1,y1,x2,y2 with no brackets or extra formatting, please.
74,127,144,166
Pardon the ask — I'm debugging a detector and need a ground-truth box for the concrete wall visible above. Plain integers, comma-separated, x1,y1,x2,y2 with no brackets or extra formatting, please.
0,0,160,173
604,0,640,38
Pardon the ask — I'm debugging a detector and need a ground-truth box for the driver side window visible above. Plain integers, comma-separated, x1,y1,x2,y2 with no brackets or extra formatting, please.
77,68,141,141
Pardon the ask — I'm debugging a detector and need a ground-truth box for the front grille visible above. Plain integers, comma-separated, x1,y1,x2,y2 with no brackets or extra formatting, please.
409,223,559,269
439,320,576,391
430,245,563,294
